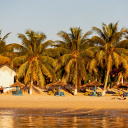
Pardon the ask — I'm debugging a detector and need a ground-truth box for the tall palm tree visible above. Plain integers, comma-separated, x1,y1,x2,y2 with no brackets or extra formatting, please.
11,30,56,94
54,27,94,95
0,30,12,65
90,22,128,95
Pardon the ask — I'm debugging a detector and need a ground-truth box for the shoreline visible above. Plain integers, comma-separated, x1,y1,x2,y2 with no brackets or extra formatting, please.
1,107,128,117
0,93,128,117
0,94,128,109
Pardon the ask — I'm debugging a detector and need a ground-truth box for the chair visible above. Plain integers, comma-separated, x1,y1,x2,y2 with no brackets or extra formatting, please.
55,92,60,96
12,91,17,95
97,92,102,97
123,92,128,97
48,91,53,95
115,92,120,96
12,90,23,96
85,92,89,96
90,92,95,96
60,92,65,96
53,89,57,95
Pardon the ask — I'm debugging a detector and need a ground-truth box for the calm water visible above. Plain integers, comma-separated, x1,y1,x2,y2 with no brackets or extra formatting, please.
0,109,128,128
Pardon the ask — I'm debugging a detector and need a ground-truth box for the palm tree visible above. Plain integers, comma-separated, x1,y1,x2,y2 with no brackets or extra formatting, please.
11,30,56,94
54,27,94,95
0,30,12,65
90,22,128,95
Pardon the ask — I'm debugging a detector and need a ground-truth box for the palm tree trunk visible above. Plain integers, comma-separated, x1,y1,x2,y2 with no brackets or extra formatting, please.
29,80,33,95
103,69,109,96
74,62,77,96
121,75,123,84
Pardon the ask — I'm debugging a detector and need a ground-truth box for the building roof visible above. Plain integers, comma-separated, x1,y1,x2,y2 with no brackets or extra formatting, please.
0,64,16,73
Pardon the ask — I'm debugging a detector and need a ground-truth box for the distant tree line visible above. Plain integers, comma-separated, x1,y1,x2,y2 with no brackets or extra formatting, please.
1,22,128,95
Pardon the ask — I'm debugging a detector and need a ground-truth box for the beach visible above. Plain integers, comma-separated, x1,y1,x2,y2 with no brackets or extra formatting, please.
0,90,128,117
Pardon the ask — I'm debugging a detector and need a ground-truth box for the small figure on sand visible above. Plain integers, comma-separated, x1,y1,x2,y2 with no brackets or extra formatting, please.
120,94,126,100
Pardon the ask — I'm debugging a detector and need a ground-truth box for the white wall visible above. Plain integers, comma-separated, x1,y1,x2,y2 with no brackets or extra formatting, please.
0,65,16,92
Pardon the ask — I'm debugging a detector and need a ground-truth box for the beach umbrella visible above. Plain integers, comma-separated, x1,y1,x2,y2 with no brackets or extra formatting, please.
114,83,128,89
114,83,128,95
10,81,25,88
81,80,92,88
80,80,92,93
87,80,103,96
123,82,128,87
10,81,25,94
46,80,67,94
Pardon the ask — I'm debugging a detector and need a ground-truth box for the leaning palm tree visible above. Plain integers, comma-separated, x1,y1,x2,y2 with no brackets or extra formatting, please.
54,27,94,95
11,30,56,94
0,30,13,65
90,22,128,95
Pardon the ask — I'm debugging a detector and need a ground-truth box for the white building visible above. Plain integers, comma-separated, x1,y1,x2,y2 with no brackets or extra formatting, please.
0,65,16,93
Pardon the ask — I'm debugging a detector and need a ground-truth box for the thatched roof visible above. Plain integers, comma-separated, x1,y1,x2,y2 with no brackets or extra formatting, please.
81,81,92,88
46,80,67,88
123,82,128,87
114,83,128,89
87,80,103,87
10,81,25,88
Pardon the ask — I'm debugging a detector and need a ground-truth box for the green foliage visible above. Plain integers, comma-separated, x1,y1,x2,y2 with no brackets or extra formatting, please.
91,22,128,90
54,27,94,90
12,29,56,88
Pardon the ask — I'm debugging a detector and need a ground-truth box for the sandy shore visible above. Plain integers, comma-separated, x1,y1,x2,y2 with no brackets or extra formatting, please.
0,93,128,110
0,86,128,117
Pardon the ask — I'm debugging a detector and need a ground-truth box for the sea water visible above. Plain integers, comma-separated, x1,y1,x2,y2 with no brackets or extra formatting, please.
0,109,128,128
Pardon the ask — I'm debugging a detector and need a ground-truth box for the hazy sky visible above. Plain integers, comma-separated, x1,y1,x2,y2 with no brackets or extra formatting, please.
0,0,128,44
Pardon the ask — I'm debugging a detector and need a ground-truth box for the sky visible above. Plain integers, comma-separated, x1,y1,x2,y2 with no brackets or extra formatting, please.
0,0,128,45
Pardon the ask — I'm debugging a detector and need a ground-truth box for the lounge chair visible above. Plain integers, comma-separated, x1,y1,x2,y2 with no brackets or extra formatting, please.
12,91,17,95
123,92,128,97
12,90,23,96
85,92,89,96
97,92,102,97
90,92,95,96
115,92,120,96
48,91,53,95
55,92,60,96
60,92,65,96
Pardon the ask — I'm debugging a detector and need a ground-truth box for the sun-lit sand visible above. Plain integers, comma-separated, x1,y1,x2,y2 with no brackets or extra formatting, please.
0,86,128,111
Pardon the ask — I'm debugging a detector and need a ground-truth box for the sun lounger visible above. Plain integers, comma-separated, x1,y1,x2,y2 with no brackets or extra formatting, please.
90,92,95,96
48,91,53,95
60,92,65,96
115,92,120,96
97,92,102,97
55,92,60,96
12,90,23,96
85,92,89,96
123,92,128,97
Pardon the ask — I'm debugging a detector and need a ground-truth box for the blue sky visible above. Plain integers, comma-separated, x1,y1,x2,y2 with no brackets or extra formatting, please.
0,0,128,44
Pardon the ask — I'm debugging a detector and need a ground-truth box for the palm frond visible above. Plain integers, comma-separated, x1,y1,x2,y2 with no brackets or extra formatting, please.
116,39,128,48
112,52,121,68
87,58,98,73
40,56,55,67
92,27,105,39
12,55,28,66
24,62,32,84
65,59,74,73
80,49,94,59
91,36,106,46
7,43,28,52
38,64,46,88
42,48,60,58
0,55,10,65
38,40,54,53
57,31,72,44
1,32,11,42
17,61,29,80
